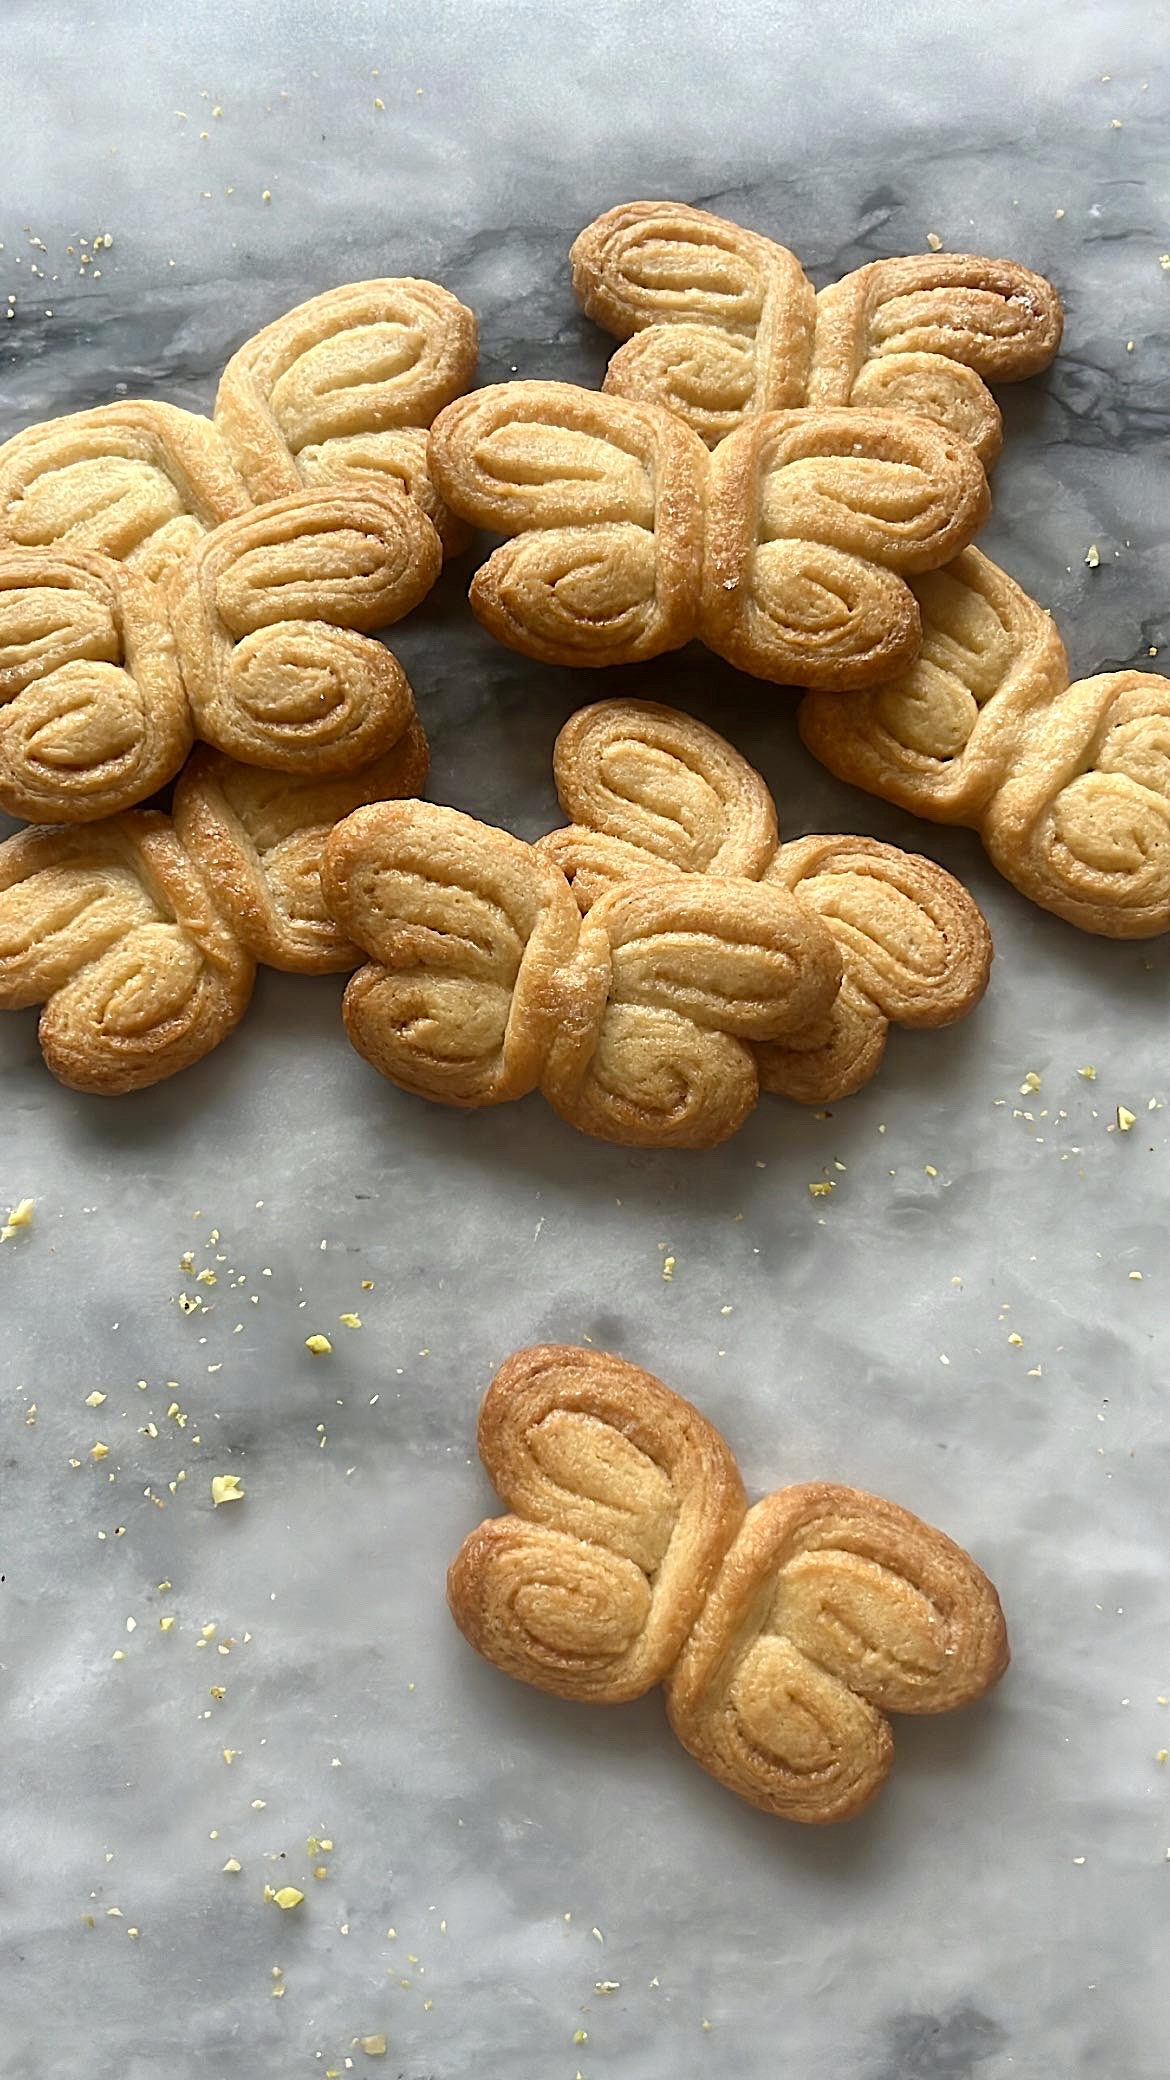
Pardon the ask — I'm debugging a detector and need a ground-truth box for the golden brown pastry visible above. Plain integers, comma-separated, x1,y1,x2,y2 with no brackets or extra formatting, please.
799,547,1170,937
0,401,250,584
215,279,479,554
758,835,992,1101
172,486,439,774
428,380,708,667
0,718,433,1086
173,719,428,972
569,200,816,445
0,546,192,822
428,383,988,687
448,1346,1009,1825
539,697,992,1101
807,252,1064,468
0,812,255,1092
322,797,843,1148
447,1345,748,1702
571,201,1062,467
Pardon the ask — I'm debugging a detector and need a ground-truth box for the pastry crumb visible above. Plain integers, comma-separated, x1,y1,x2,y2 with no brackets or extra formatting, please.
2,1196,34,1241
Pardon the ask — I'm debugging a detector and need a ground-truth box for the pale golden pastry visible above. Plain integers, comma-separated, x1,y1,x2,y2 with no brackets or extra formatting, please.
447,1345,747,1703
569,200,816,445
758,835,992,1101
0,400,250,584
173,718,428,973
539,697,992,1102
215,278,478,554
172,486,439,774
699,405,989,688
799,547,1170,936
0,718,433,1086
322,797,843,1148
571,201,1062,466
0,811,254,1092
666,1477,1010,1823
542,693,778,902
428,383,988,688
428,380,708,668
808,252,1064,468
448,1346,1009,1825
0,547,192,822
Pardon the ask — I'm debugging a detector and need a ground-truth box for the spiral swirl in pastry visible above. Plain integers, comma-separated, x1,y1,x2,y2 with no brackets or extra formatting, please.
215,277,478,556
0,400,250,583
172,486,439,774
538,697,991,1102
0,547,192,821
800,547,1170,936
449,1345,1009,1824
322,796,843,1148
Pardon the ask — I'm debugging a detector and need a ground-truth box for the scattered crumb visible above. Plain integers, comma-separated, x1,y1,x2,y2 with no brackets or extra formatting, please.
1,1197,34,1241
1116,1106,1136,1132
306,1334,333,1355
926,230,942,250
360,2038,387,2057
211,1474,245,1506
1084,544,1100,569
661,1255,675,1282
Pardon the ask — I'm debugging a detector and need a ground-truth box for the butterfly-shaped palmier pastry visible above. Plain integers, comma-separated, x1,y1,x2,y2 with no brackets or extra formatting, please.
1,696,429,1089
571,200,1063,468
799,547,1170,937
427,381,988,689
171,485,439,775
448,1345,1009,1825
0,545,192,822
537,697,992,1102
321,796,843,1148
215,277,479,557
0,400,250,585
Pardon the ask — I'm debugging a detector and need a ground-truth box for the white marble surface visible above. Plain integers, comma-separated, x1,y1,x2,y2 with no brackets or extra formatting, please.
3,3,1170,2075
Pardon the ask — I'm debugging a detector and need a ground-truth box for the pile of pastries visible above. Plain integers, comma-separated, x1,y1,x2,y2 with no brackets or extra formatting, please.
2,200,1163,1134
10,199,1148,1824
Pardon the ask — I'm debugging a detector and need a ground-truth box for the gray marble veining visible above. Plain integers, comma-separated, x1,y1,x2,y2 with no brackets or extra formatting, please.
2,2,1169,2075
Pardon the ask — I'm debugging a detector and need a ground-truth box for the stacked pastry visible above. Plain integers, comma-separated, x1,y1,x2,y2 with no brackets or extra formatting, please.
326,698,992,1147
0,280,478,1089
427,199,1169,939
5,199,1158,1115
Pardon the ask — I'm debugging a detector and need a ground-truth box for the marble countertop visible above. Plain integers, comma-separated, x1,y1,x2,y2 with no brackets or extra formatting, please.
2,3,1168,2074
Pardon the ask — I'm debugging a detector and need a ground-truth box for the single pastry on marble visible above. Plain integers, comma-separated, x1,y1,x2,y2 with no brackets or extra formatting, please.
798,547,1170,937
321,796,843,1148
427,381,988,688
171,485,439,774
0,546,193,822
173,715,428,972
0,811,255,1092
570,200,1063,467
448,1345,1009,1825
0,400,251,585
215,278,479,555
538,697,992,1102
